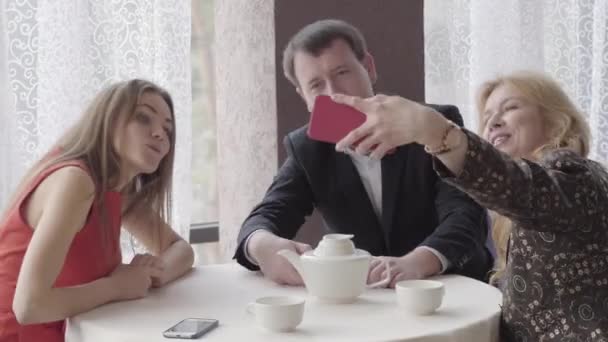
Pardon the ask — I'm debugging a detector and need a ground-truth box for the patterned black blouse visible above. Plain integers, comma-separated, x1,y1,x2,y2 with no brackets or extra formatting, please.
435,129,608,342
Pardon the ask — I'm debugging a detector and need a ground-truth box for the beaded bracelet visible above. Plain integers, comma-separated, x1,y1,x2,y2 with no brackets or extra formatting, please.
424,121,458,155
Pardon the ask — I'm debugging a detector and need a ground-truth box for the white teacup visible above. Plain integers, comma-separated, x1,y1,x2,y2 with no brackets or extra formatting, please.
395,280,444,315
246,296,305,332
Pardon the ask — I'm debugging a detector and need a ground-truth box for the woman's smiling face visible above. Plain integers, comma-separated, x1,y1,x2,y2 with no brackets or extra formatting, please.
481,83,548,159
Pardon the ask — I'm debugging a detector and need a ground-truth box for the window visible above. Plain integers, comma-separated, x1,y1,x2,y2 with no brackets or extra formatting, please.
191,0,217,225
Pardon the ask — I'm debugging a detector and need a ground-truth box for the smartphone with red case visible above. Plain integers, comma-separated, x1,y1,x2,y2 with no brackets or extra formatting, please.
307,95,367,144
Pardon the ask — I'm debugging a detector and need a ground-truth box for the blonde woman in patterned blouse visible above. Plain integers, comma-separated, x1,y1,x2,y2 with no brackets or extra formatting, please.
332,71,607,341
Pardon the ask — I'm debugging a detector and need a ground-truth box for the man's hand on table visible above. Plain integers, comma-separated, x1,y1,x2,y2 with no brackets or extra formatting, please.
368,248,443,288
248,230,312,286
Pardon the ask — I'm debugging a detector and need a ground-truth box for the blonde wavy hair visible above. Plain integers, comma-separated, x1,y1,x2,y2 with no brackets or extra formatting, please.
3,79,175,253
476,71,590,284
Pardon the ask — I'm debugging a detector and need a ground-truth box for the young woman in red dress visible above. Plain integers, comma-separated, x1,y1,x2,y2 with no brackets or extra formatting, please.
0,79,194,341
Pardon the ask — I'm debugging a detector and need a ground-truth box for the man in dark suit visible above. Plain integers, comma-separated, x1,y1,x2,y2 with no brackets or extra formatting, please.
234,19,492,287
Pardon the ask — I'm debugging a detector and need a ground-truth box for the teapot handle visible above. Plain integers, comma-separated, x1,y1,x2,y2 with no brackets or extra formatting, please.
366,259,391,289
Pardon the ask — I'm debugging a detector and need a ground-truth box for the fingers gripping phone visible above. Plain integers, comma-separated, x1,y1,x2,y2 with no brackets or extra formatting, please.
163,318,219,339
307,95,367,144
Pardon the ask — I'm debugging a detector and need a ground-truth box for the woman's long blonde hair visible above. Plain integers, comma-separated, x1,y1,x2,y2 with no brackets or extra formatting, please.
3,79,176,252
476,71,590,284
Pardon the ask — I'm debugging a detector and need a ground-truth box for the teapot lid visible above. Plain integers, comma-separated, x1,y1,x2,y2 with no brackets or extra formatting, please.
312,233,357,258
302,248,370,261
321,233,354,242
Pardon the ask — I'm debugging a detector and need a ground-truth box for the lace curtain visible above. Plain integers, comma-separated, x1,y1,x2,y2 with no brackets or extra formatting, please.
0,1,192,252
425,0,608,161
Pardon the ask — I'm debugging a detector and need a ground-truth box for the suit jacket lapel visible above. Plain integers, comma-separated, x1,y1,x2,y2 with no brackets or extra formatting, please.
381,146,408,245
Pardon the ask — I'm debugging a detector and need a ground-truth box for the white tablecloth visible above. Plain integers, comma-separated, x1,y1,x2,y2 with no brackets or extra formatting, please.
66,263,501,342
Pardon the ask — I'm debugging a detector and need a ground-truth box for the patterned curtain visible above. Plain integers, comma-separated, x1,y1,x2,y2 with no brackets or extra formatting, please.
425,0,608,161
0,1,192,254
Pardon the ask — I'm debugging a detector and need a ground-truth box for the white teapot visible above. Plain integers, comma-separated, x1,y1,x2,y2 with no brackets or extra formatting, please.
277,234,390,303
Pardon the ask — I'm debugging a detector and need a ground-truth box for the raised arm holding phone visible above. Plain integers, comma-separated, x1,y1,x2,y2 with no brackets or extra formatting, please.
333,71,608,341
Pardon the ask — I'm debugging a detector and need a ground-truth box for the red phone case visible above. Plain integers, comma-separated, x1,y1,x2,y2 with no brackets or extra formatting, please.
307,95,366,144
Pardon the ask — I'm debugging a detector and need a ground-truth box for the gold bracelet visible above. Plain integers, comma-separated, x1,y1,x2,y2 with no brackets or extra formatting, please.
424,121,458,155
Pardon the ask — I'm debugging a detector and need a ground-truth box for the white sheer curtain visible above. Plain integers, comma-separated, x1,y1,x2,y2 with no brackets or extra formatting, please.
0,1,192,240
425,0,608,161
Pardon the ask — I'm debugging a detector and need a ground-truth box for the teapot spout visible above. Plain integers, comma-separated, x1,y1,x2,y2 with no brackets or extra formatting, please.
277,249,305,278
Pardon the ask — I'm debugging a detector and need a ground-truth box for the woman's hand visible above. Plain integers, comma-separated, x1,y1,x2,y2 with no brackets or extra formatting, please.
108,263,162,301
130,253,166,287
333,94,449,159
122,205,195,288
130,253,165,270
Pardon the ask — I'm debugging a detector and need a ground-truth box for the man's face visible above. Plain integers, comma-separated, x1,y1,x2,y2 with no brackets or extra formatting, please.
293,38,377,111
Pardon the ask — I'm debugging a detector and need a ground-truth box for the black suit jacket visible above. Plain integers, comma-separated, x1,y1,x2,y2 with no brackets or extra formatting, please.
234,104,492,280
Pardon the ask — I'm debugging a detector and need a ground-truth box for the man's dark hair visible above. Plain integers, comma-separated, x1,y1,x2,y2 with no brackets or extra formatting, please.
282,19,368,87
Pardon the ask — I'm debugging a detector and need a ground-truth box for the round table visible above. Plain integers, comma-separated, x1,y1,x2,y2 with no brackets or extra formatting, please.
66,263,502,342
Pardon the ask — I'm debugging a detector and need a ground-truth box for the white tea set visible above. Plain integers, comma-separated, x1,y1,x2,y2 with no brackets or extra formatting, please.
247,234,445,332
